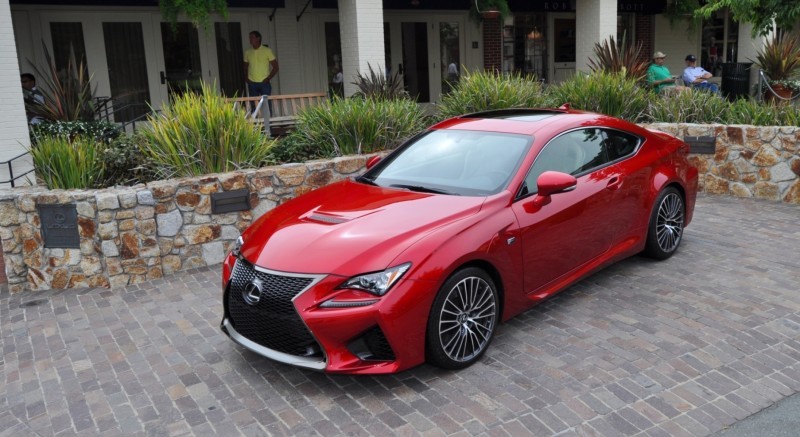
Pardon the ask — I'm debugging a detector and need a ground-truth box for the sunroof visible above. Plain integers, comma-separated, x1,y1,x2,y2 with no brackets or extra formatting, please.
462,109,560,122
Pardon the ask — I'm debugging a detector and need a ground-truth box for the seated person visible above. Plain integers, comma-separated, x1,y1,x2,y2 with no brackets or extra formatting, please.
647,51,687,94
682,54,720,93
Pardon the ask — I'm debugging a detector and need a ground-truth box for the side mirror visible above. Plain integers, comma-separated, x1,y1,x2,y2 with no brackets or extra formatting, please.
524,171,577,211
537,171,577,197
366,155,382,170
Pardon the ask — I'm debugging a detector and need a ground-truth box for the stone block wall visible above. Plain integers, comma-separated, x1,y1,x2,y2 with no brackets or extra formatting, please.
644,123,800,204
0,155,371,293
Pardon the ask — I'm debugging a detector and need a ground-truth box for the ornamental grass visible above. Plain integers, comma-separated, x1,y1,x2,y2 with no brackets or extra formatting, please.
30,135,105,189
138,82,275,179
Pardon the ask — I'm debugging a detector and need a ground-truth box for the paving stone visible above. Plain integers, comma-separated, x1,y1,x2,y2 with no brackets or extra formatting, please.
1,195,799,435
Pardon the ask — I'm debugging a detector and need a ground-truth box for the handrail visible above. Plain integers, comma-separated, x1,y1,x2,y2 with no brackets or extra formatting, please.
0,150,35,187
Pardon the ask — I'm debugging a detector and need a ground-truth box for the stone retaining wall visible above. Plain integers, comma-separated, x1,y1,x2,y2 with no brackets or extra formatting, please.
644,123,800,204
0,155,372,293
1,123,798,293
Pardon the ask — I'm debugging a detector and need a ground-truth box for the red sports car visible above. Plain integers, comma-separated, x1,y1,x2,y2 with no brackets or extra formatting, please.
221,108,698,375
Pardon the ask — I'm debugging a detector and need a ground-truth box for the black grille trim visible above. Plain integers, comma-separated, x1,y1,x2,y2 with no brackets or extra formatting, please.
348,326,396,361
225,259,325,359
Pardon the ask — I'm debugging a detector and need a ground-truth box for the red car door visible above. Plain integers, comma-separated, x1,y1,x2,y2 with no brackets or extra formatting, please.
510,128,620,300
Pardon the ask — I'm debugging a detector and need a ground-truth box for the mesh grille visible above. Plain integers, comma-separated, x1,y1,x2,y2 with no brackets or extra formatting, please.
226,260,322,357
363,327,395,361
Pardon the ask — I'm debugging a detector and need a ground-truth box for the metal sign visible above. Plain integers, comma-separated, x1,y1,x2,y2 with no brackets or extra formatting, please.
684,136,717,154
211,189,251,214
38,204,80,248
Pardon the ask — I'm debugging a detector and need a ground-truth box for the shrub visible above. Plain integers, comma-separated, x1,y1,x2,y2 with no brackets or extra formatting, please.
138,82,275,178
284,97,428,158
645,88,729,124
31,120,120,145
550,71,650,121
352,64,408,100
436,69,550,120
101,133,157,187
30,135,105,189
725,98,800,126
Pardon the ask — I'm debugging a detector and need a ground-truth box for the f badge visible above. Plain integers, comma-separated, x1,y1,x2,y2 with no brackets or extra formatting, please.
243,279,263,305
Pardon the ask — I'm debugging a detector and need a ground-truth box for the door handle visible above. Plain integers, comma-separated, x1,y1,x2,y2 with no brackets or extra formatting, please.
398,64,404,75
606,176,622,190
160,71,166,84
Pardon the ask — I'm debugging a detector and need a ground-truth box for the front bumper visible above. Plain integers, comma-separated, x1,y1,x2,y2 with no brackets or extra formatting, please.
221,257,438,374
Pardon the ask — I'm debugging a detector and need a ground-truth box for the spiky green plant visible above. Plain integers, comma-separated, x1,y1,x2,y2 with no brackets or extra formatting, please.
30,135,105,189
352,64,408,100
436,69,551,120
138,82,275,178
587,33,650,82
725,97,800,126
25,41,98,122
752,32,800,82
549,71,650,121
281,97,428,159
644,88,730,124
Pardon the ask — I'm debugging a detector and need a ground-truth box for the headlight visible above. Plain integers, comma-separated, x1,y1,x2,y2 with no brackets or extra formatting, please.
338,263,411,296
231,236,244,258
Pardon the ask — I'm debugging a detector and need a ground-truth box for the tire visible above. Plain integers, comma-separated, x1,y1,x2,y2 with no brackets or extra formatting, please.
426,267,499,370
643,186,685,260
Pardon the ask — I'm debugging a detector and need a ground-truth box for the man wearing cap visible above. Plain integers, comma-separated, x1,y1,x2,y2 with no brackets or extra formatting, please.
683,54,719,93
647,51,681,94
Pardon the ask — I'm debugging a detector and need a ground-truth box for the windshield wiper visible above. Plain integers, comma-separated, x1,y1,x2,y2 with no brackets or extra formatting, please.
355,175,379,186
389,184,459,195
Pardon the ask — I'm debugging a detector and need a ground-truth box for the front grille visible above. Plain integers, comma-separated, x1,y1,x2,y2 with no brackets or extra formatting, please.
226,260,322,358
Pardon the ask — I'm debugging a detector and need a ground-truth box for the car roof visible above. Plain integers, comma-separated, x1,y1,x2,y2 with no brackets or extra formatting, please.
430,108,642,137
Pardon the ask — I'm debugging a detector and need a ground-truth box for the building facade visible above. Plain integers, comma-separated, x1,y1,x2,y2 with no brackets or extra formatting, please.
0,0,767,188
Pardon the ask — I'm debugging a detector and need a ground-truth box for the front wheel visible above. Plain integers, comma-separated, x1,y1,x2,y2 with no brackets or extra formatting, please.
643,186,685,260
426,267,499,370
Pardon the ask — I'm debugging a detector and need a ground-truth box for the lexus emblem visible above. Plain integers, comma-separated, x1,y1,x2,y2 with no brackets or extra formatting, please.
242,279,263,305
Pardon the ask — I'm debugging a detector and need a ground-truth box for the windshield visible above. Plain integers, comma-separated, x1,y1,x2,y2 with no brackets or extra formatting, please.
362,130,532,196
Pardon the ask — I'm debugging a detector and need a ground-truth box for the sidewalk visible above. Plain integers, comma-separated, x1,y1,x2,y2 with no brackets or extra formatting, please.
1,193,799,435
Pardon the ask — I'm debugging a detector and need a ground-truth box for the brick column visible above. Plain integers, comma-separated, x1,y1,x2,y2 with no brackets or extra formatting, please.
575,0,617,74
482,17,502,73
339,0,385,97
636,15,655,64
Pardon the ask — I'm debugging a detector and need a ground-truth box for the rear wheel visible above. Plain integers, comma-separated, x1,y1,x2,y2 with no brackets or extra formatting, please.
643,186,685,260
426,267,498,370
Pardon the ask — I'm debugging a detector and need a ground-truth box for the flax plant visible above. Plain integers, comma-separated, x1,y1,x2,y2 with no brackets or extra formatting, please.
285,97,428,158
436,69,551,120
550,71,649,122
139,82,275,178
30,135,105,189
725,98,800,126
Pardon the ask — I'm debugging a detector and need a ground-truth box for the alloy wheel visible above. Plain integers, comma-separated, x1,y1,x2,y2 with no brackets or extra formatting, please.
437,276,497,363
656,192,684,253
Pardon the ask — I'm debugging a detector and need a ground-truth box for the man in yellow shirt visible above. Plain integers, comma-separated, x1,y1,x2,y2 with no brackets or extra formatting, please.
243,30,279,97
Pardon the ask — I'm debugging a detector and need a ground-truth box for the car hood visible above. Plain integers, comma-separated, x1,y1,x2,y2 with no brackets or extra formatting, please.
240,179,486,275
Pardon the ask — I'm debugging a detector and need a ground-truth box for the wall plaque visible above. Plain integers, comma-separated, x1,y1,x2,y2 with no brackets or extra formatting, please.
38,204,80,248
211,189,251,214
684,136,717,154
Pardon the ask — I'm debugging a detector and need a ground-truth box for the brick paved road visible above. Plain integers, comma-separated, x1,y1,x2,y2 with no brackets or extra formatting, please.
1,194,799,436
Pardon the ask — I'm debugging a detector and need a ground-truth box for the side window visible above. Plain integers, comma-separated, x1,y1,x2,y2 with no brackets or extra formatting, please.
519,129,607,196
603,130,640,161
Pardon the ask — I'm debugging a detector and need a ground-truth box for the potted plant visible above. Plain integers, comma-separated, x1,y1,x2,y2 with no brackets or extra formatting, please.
752,32,800,101
469,0,511,24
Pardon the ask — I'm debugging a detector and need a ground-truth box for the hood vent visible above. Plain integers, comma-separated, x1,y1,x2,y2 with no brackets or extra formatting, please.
307,213,350,224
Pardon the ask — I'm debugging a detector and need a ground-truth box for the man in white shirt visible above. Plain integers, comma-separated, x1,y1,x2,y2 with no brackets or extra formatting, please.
682,54,719,93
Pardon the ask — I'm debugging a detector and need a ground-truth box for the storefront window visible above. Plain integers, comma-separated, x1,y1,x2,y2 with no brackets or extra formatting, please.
324,22,343,98
617,13,634,45
50,22,88,76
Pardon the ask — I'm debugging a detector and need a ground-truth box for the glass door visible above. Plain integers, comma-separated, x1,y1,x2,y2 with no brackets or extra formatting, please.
102,22,152,123
401,22,430,102
159,22,203,98
550,15,576,83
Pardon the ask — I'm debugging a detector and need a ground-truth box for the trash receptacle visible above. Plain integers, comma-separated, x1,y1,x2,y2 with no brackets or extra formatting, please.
721,62,752,100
